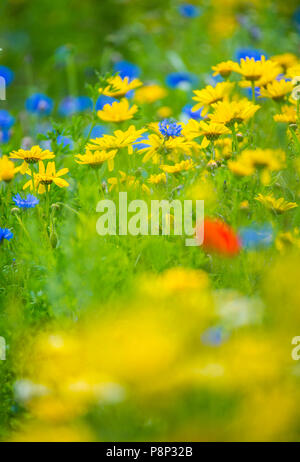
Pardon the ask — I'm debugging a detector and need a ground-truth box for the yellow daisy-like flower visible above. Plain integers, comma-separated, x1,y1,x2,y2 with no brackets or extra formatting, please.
87,126,146,155
23,161,69,194
209,99,260,126
98,75,142,98
229,148,285,184
160,159,194,174
212,60,238,78
259,79,293,101
235,56,272,82
9,145,55,174
198,120,230,141
271,53,299,72
75,149,117,172
107,170,150,194
136,133,199,163
148,173,167,184
273,105,297,124
0,155,20,182
134,85,167,104
255,193,298,213
192,82,234,115
97,98,138,123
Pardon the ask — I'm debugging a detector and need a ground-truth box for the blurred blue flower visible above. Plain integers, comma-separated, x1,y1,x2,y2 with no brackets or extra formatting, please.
178,3,201,18
57,135,73,149
166,71,198,90
182,103,203,120
113,61,141,80
0,65,14,86
235,48,267,62
201,326,229,346
12,193,39,209
54,45,72,64
159,120,182,138
0,110,15,143
84,124,108,139
0,228,13,242
26,93,53,116
95,95,118,111
58,96,93,116
239,224,273,249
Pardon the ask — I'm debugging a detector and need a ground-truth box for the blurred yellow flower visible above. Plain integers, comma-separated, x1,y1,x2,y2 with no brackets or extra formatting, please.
212,60,238,78
259,79,293,101
160,159,194,173
87,125,146,155
192,82,234,115
0,155,19,182
134,84,167,103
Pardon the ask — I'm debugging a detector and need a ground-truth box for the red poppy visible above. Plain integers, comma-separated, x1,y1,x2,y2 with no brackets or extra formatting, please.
197,218,241,256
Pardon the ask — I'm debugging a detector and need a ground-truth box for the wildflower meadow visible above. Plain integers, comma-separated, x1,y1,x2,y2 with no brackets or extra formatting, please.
1,0,300,444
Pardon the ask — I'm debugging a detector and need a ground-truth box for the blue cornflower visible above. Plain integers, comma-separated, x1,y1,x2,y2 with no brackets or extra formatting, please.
84,124,108,139
181,103,203,120
26,93,53,116
57,135,73,149
0,110,15,143
113,61,141,80
95,95,118,111
166,71,198,90
12,193,39,209
235,48,267,62
159,120,183,138
58,96,93,117
0,66,14,86
238,224,273,249
0,227,13,242
178,3,201,18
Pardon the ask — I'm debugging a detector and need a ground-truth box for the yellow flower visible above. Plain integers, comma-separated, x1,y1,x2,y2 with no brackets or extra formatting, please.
134,84,167,104
157,106,172,119
275,229,300,253
23,161,69,194
136,133,199,163
98,75,142,98
160,159,194,174
148,173,167,184
271,53,299,72
228,159,255,177
212,60,238,78
97,98,138,122
235,56,279,82
0,155,19,182
209,99,260,126
259,79,293,101
286,64,300,79
255,193,298,213
229,149,285,184
107,170,150,194
273,105,297,124
9,145,55,174
198,120,230,140
192,82,234,115
75,149,117,172
87,126,146,155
